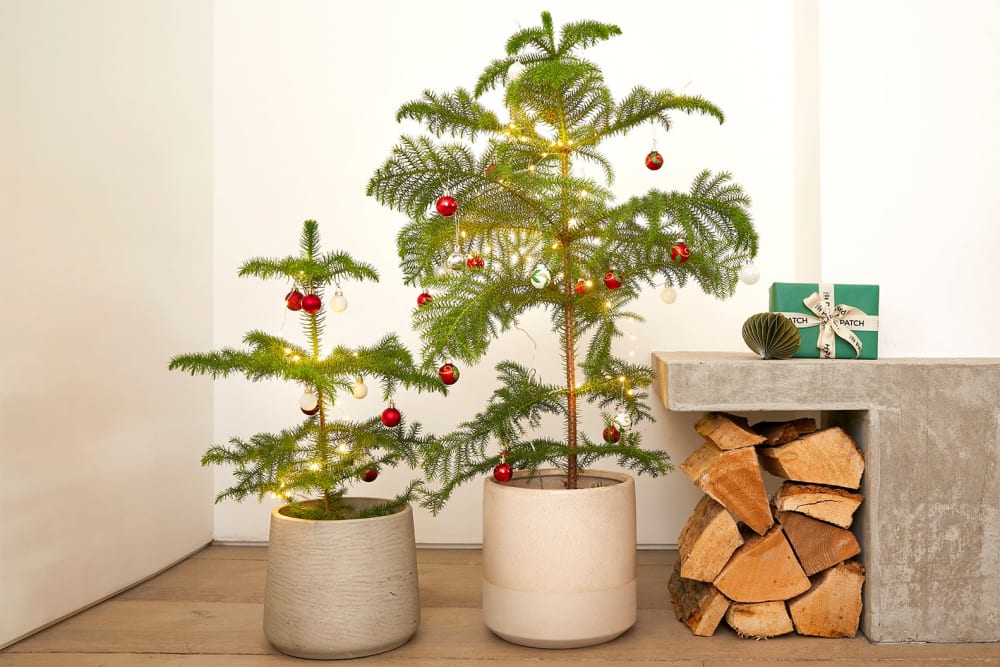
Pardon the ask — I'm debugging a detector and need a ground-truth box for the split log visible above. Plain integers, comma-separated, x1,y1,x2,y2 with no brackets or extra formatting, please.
757,427,864,490
752,417,818,446
774,482,863,529
678,495,744,582
725,601,794,639
681,441,773,535
667,560,730,636
714,526,810,602
695,412,765,450
777,510,861,576
788,560,865,637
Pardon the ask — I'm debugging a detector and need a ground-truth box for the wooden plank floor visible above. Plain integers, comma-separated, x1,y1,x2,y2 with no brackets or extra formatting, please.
2,546,996,666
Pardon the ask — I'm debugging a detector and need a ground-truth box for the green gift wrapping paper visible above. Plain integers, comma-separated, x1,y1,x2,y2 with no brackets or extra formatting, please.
769,282,880,359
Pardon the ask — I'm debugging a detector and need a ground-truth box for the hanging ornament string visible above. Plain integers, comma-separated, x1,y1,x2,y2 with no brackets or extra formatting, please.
443,192,465,272
514,324,539,382
645,120,663,171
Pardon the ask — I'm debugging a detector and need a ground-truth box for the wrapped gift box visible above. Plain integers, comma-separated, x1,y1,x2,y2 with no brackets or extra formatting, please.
769,282,880,359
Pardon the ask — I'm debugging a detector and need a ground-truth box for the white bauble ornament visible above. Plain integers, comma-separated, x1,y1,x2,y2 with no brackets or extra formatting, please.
299,390,319,414
330,289,348,312
447,250,465,269
530,264,551,289
660,286,678,304
507,61,526,81
739,263,760,285
351,377,368,399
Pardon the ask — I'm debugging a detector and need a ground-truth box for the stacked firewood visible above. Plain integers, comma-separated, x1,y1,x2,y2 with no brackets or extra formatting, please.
668,413,866,639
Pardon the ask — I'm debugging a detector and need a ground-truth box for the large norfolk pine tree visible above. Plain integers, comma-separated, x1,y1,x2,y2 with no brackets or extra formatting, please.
368,13,758,504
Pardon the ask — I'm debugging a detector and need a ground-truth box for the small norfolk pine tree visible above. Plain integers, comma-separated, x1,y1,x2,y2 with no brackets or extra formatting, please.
169,220,443,520
367,12,758,507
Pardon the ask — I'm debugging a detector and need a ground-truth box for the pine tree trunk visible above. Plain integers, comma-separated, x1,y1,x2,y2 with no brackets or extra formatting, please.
307,278,332,515
561,151,578,489
563,250,578,489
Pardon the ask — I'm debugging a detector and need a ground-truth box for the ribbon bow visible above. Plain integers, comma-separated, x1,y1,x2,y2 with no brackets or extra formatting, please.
781,284,879,359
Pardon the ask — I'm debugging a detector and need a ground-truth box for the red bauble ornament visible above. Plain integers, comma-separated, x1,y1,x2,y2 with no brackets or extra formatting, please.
362,468,379,483
301,293,322,314
380,406,401,427
417,292,434,307
602,426,621,444
603,269,623,290
670,242,690,263
574,279,588,295
436,195,458,217
285,289,303,311
439,363,460,386
493,462,513,483
645,150,664,171
466,256,485,269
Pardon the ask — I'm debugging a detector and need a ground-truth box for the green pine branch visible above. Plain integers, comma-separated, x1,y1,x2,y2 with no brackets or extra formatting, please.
396,88,503,140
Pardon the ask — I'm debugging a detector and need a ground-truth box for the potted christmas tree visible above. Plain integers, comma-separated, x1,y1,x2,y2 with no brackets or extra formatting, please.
169,220,443,659
368,12,758,648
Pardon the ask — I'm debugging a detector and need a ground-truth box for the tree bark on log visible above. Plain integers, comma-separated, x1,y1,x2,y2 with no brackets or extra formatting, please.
752,417,817,446
667,560,730,637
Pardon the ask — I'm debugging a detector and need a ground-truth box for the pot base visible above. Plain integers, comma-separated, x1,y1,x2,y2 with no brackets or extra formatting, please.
483,577,637,649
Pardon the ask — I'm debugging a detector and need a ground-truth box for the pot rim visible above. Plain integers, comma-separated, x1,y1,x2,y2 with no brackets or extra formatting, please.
271,497,412,524
484,468,634,495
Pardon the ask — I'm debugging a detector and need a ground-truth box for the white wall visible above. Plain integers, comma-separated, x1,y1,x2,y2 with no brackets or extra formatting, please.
212,0,798,545
0,0,214,647
819,0,1000,356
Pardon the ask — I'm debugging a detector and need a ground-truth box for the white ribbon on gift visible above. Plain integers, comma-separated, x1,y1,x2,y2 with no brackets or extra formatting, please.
777,283,879,359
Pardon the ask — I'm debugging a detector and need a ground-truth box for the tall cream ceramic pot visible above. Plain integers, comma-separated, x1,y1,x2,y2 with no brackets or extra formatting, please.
482,469,637,648
263,499,419,659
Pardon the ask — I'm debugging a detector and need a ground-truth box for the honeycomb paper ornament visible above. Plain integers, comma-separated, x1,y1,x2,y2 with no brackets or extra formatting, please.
742,312,801,360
